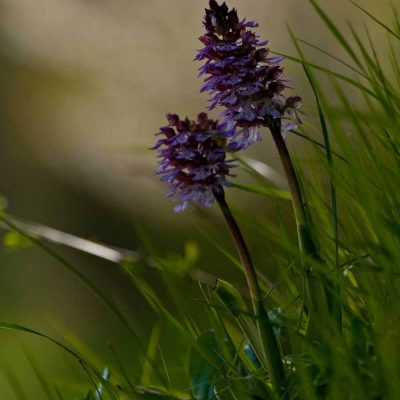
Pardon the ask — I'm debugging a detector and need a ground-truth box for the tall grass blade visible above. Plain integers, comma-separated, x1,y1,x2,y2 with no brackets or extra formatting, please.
350,1,400,40
308,0,365,69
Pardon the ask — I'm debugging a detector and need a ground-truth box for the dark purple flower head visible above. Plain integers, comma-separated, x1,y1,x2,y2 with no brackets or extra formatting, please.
196,0,302,148
153,113,237,212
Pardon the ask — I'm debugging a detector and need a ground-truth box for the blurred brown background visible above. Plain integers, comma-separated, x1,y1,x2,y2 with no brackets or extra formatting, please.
0,0,391,397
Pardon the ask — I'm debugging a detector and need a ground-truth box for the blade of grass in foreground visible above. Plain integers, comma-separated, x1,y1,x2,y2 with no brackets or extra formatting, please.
0,216,167,389
0,322,117,399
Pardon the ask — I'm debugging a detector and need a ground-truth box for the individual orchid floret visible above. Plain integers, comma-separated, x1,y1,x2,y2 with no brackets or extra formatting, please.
153,113,237,212
196,0,302,148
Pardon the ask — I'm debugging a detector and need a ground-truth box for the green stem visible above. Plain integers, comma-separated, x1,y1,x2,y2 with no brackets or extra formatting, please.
270,122,344,337
269,123,317,254
269,122,307,246
213,188,286,398
269,121,323,333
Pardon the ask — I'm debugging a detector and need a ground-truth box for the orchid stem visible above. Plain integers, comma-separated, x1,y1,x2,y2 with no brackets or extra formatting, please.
214,187,286,398
269,121,327,337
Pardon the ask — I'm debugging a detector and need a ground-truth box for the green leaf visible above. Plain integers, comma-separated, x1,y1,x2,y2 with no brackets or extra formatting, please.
213,280,248,318
213,280,266,370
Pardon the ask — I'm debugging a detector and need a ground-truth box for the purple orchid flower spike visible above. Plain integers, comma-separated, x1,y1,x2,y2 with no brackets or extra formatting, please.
153,113,237,212
196,0,302,149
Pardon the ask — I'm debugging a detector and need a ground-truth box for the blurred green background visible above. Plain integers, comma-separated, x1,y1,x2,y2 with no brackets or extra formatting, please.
0,0,391,398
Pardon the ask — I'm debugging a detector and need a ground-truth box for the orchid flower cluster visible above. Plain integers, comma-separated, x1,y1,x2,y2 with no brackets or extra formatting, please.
196,0,302,148
154,0,301,212
153,113,237,212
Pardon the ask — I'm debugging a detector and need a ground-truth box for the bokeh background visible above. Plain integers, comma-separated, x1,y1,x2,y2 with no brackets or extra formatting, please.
0,0,391,397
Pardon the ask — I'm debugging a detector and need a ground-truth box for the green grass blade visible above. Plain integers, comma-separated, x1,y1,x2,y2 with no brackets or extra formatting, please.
0,322,118,399
140,321,163,388
288,25,342,331
0,322,83,360
298,38,368,78
289,129,348,163
108,343,135,392
350,1,400,40
308,0,365,69
0,216,167,387
274,51,377,99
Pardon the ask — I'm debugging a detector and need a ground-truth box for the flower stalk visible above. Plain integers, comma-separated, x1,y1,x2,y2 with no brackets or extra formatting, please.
269,121,317,297
213,187,286,398
269,120,337,338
